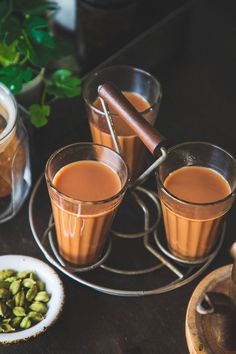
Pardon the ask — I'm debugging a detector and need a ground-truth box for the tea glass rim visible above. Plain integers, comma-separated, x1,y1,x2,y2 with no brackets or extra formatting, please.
0,83,17,142
156,141,236,207
83,65,162,117
45,142,129,205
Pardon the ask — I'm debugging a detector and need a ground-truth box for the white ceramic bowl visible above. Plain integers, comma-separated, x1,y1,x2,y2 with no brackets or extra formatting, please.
0,255,65,344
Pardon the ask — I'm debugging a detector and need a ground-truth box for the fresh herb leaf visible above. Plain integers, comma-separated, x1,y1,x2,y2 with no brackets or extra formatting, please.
25,16,55,49
0,41,19,67
46,70,81,98
0,1,81,128
29,104,50,128
0,65,33,94
19,22,57,68
28,42,55,67
20,27,51,68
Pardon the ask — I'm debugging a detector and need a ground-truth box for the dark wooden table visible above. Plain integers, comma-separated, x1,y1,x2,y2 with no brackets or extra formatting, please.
1,0,236,352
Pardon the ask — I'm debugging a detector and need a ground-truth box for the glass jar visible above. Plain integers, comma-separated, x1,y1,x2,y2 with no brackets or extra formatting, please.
0,84,31,222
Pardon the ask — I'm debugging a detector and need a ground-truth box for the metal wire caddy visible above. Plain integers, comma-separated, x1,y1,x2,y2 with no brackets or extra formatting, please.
28,99,225,296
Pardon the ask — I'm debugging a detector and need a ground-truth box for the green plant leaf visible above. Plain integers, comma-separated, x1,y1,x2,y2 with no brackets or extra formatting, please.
20,26,57,67
46,70,81,98
0,40,19,67
19,27,53,68
0,66,33,94
29,104,50,128
0,1,60,70
28,43,55,67
25,16,55,49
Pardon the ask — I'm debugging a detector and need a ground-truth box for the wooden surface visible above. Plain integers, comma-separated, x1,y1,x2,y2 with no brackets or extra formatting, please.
1,0,236,353
185,265,236,354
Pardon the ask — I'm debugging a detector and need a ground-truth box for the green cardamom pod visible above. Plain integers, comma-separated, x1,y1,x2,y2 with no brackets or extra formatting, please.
5,276,17,283
0,269,50,333
17,271,29,279
22,278,36,288
9,279,22,295
29,272,38,281
2,318,11,325
6,298,15,309
35,291,50,303
29,301,48,314
26,284,37,302
13,306,26,317
0,281,10,289
11,316,22,328
28,311,44,322
0,323,15,333
0,288,10,299
20,317,31,329
2,318,10,323
14,289,25,307
36,280,45,291
0,302,7,316
0,269,15,281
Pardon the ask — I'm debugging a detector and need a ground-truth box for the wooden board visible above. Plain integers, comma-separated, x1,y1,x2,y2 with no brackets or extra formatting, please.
185,264,236,354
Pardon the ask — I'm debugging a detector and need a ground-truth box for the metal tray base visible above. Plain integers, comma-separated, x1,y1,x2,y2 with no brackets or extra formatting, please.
28,174,225,297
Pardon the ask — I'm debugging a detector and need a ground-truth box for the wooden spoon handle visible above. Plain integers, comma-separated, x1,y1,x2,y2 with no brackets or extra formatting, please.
98,82,166,156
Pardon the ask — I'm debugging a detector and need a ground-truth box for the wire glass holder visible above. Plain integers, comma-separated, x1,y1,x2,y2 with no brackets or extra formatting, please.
28,100,225,296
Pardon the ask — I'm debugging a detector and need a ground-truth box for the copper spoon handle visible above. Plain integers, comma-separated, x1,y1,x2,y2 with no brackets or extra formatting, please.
98,82,166,156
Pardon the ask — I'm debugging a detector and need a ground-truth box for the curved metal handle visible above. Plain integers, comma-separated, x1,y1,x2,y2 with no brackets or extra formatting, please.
98,82,166,156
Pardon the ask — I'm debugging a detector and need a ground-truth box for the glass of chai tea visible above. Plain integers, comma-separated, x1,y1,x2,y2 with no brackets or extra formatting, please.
45,143,129,266
83,66,162,180
157,142,236,261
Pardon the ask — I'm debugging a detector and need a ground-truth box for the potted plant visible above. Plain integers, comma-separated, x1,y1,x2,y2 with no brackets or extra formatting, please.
0,0,81,128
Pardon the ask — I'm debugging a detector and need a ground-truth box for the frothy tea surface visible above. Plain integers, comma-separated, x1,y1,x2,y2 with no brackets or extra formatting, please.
53,160,121,201
163,166,231,203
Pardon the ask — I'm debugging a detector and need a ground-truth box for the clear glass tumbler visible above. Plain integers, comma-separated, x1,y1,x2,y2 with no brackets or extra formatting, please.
0,84,31,222
157,142,236,261
45,143,129,266
83,65,162,180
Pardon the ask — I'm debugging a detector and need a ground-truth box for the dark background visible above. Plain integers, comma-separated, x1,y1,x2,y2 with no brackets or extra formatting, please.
1,0,236,352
